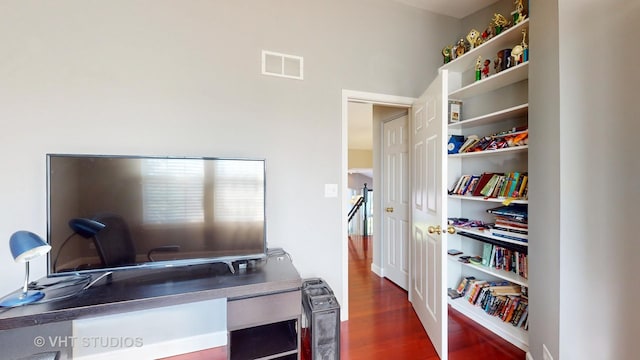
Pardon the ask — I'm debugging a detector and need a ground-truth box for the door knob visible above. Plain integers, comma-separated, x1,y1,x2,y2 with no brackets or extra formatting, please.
427,225,441,235
447,226,456,234
385,207,394,213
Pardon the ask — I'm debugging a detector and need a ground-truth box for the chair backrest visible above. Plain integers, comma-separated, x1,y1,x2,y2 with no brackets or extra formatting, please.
92,214,136,267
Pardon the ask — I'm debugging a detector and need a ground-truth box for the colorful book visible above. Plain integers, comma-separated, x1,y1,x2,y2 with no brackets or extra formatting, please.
480,174,501,197
487,204,528,221
481,243,493,266
472,173,500,196
490,228,528,241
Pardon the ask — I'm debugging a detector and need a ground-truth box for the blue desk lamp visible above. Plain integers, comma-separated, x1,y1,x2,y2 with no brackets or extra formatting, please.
0,231,52,307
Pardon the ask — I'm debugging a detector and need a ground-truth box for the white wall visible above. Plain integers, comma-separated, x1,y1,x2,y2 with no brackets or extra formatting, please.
529,0,561,358
531,0,640,359
556,1,640,358
0,0,458,348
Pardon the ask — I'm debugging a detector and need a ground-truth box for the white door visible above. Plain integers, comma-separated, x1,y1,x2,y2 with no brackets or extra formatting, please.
410,71,448,358
382,114,410,289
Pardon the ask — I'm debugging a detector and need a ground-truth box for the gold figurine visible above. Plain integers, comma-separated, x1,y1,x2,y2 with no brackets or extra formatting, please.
442,45,452,64
466,29,481,50
521,28,529,62
475,56,483,81
514,0,527,24
512,29,529,65
455,38,466,58
492,13,510,35
511,44,524,65
475,56,482,71
492,13,509,28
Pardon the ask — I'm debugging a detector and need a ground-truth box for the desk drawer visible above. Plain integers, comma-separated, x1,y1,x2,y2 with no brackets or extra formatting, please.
227,291,301,330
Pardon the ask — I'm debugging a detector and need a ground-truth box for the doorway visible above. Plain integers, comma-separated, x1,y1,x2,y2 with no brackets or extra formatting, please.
341,90,415,319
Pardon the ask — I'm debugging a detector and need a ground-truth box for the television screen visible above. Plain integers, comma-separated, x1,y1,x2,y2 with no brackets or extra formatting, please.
47,154,266,276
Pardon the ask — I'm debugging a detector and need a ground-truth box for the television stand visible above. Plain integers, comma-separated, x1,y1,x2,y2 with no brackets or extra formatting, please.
0,254,302,360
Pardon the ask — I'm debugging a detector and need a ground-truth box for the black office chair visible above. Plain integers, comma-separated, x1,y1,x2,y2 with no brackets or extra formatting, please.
92,214,179,267
91,214,137,267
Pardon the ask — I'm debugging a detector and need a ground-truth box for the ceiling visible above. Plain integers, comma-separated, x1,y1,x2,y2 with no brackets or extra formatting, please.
393,0,499,19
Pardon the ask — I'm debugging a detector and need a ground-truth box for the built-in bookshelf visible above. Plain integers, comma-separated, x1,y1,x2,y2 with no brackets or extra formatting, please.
442,9,530,352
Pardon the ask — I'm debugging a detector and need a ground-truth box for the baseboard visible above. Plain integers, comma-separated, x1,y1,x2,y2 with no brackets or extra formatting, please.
73,331,227,360
370,263,383,277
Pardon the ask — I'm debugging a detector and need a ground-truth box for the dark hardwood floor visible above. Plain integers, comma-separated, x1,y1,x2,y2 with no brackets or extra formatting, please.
343,235,525,360
162,235,525,360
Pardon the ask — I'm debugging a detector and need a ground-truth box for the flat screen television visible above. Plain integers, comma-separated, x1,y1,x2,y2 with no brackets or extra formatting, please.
46,154,266,276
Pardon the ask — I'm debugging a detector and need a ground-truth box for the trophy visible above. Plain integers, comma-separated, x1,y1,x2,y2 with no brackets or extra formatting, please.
513,0,527,24
454,38,466,58
475,56,482,81
492,13,509,35
442,45,452,64
512,29,529,65
466,29,481,50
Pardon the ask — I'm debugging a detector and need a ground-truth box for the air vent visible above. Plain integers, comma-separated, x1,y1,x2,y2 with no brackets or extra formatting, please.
262,50,303,80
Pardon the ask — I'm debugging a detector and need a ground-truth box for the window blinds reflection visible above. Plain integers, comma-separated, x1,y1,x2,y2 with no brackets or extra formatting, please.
142,159,205,224
213,160,264,222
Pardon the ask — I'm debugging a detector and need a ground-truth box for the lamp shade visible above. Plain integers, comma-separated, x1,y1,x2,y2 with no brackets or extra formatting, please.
9,231,51,263
68,218,106,238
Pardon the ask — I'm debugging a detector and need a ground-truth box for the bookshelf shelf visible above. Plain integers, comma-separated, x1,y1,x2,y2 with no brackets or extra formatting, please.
454,227,528,248
449,145,528,158
449,103,528,129
448,255,528,287
448,298,528,351
449,62,528,100
448,195,528,204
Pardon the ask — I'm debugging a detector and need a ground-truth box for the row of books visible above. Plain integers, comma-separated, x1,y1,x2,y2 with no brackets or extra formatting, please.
447,128,528,154
482,243,528,278
448,213,527,244
487,204,528,223
488,223,528,242
447,215,527,245
450,276,529,329
450,172,528,199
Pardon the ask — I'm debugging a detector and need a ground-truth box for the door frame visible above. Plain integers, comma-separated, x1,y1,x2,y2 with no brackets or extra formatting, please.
341,89,416,320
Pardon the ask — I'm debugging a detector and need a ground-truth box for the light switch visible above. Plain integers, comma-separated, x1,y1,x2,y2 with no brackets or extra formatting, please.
324,184,338,198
